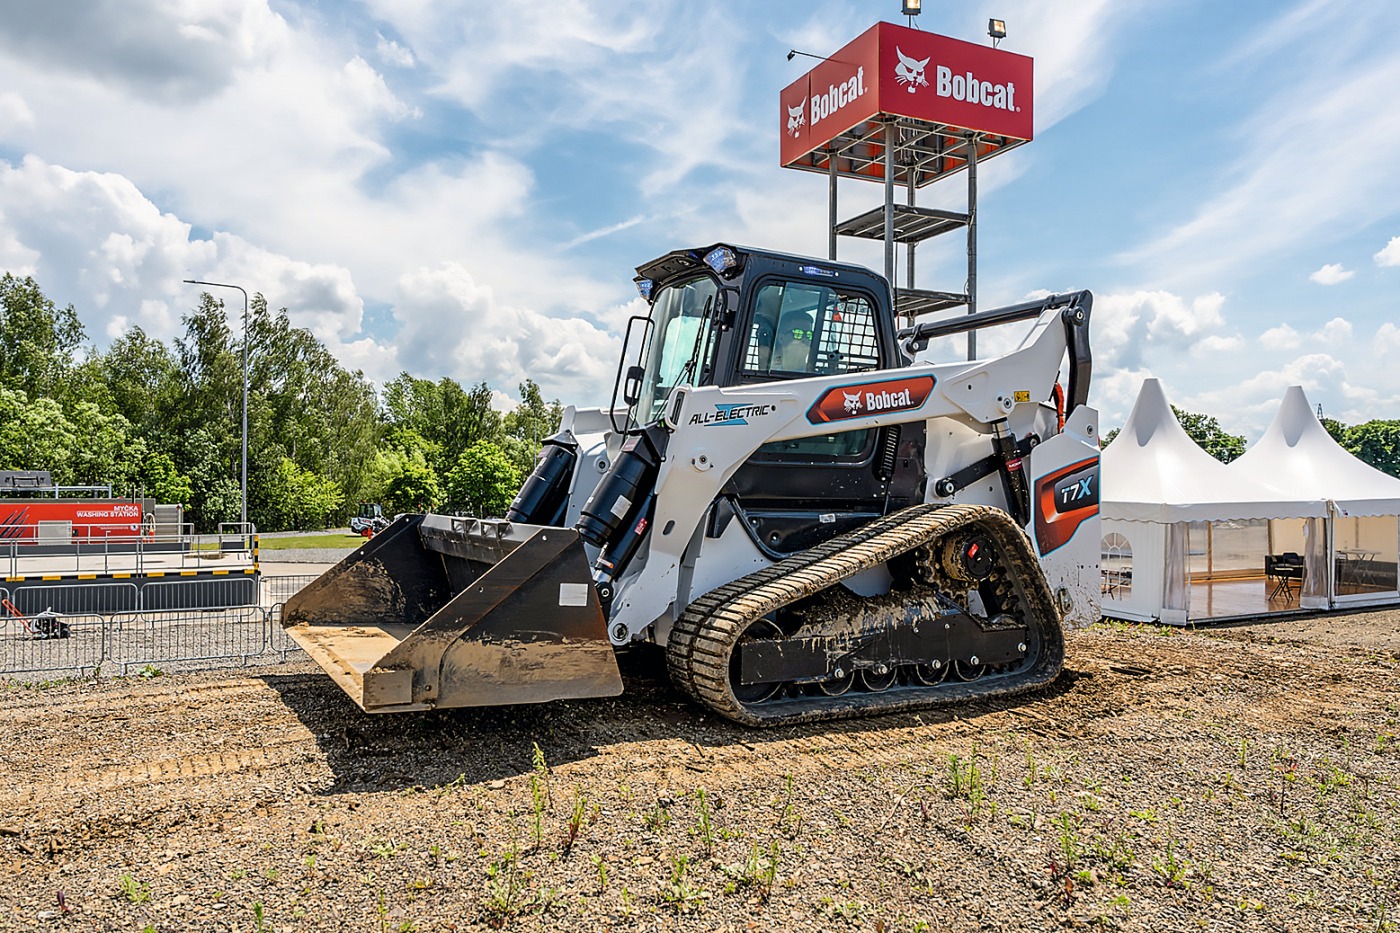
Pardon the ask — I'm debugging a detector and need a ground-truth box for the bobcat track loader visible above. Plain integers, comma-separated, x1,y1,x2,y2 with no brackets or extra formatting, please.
284,245,1101,726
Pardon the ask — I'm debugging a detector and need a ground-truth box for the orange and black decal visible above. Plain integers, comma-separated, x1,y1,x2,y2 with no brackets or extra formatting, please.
1033,457,1098,555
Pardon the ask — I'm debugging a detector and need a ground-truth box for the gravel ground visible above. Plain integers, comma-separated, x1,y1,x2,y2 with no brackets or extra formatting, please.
1,612,1397,932
258,548,358,565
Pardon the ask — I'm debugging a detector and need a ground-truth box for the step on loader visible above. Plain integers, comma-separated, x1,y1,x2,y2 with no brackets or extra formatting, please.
284,244,1101,726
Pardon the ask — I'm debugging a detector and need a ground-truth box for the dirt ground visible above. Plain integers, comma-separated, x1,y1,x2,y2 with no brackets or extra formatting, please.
1,611,1397,932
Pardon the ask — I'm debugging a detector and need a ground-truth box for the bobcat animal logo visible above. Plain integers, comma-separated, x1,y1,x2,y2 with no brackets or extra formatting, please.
786,103,806,137
894,47,930,93
842,391,863,414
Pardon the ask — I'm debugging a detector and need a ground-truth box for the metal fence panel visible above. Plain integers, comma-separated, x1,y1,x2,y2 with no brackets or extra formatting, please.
1,574,323,680
260,574,319,608
142,576,257,611
10,582,139,615
265,601,306,659
263,575,316,659
108,606,270,674
0,612,106,679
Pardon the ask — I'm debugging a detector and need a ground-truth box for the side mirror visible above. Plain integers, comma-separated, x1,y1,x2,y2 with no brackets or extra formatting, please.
622,365,644,406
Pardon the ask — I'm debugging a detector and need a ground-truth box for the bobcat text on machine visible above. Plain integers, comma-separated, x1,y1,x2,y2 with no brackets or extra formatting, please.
284,244,1101,726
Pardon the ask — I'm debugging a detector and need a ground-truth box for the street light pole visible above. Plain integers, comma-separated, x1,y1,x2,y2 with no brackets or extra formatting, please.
183,279,250,529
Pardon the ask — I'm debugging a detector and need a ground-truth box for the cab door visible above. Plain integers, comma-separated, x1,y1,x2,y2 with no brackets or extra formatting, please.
721,277,926,557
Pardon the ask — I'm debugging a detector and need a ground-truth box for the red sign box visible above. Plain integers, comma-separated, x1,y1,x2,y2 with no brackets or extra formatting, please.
0,500,145,541
781,22,1033,169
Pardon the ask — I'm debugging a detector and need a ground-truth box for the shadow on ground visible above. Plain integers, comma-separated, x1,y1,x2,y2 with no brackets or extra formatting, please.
262,646,1091,795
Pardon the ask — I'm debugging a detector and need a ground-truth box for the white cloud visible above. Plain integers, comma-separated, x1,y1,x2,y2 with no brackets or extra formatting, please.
1193,335,1244,354
1260,318,1350,352
0,154,375,362
994,0,1147,131
391,263,623,404
0,91,33,130
375,34,415,68
1377,322,1400,354
1092,290,1227,371
1376,235,1400,267
0,0,284,104
1309,263,1353,285
1184,353,1347,420
0,150,635,402
367,1,658,112
1103,310,1400,442
1260,324,1301,351
1317,317,1352,343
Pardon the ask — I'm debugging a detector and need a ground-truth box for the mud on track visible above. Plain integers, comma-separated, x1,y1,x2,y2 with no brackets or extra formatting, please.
1,613,1398,931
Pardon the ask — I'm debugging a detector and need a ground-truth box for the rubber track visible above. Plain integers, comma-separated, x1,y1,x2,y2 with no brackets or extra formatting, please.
666,503,1065,727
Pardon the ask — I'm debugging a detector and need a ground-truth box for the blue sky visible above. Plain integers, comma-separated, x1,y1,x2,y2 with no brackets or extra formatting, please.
0,0,1396,440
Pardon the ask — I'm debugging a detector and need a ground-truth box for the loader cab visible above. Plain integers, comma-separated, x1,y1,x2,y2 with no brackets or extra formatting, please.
630,245,926,557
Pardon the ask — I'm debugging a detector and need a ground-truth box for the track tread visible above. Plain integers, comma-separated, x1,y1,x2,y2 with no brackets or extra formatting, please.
665,504,1065,727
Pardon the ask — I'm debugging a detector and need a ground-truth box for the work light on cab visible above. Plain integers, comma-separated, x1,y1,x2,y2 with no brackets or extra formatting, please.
703,246,741,277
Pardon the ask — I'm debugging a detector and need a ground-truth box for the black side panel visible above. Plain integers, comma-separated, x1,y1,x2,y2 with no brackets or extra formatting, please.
725,421,926,558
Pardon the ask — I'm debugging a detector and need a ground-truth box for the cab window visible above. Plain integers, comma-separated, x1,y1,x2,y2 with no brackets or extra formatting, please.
741,281,881,377
741,280,883,459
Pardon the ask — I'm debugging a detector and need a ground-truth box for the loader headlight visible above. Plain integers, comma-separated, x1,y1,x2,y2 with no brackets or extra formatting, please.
703,246,741,278
635,277,654,300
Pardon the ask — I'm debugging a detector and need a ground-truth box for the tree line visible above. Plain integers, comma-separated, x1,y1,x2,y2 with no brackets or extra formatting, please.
0,274,560,532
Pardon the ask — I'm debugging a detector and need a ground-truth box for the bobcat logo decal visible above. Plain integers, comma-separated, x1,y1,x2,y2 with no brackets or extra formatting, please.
894,47,930,93
842,391,863,415
786,103,806,137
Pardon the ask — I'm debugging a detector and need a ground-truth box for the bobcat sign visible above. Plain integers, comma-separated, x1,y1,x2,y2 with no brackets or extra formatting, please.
780,22,1033,173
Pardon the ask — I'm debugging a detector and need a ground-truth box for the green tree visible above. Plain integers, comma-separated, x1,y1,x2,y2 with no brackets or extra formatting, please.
99,325,182,442
1170,406,1246,463
1100,406,1247,461
0,386,74,473
501,379,562,476
0,273,85,400
172,294,242,514
245,296,380,517
445,441,521,517
382,454,443,515
382,374,502,476
135,451,194,506
178,426,242,530
257,457,345,531
1343,420,1400,478
65,402,140,490
1320,416,1350,446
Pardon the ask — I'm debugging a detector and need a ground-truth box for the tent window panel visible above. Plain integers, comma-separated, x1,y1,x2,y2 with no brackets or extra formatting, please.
1334,515,1399,595
1267,517,1307,556
1100,533,1133,598
1186,521,1210,577
1187,520,1268,581
1302,518,1327,602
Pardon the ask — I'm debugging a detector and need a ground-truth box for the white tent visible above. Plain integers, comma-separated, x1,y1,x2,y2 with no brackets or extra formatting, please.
1100,379,1323,624
1230,386,1400,609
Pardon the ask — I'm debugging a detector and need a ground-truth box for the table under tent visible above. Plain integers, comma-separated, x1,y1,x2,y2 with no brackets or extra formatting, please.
1100,379,1324,625
1229,386,1400,612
